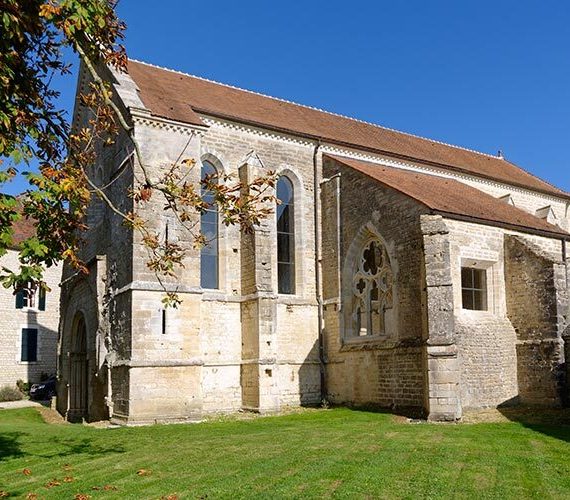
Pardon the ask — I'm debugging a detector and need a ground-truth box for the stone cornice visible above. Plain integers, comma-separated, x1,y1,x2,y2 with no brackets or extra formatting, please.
132,111,208,136
113,280,317,305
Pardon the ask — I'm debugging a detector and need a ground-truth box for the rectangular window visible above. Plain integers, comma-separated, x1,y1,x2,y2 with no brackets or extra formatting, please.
461,267,487,310
15,282,46,310
17,289,34,309
21,328,38,362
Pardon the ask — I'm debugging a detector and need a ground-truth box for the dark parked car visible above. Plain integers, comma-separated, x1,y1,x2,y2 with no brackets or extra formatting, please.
29,375,56,401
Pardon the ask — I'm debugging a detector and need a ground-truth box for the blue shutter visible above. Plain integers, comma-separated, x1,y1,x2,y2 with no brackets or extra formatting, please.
15,291,24,309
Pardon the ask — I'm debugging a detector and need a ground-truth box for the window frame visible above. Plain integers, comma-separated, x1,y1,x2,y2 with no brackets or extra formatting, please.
461,266,488,311
276,175,296,295
20,327,38,363
200,160,219,290
15,283,46,311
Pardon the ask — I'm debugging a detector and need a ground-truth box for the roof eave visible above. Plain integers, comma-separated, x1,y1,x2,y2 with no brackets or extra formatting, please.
199,112,570,202
432,210,570,241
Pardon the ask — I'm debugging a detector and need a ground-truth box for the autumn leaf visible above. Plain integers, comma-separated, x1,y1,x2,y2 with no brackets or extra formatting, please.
74,495,91,500
161,495,179,500
62,463,73,471
64,476,74,482
22,468,32,476
136,468,152,476
45,479,61,488
103,485,118,491
0,491,9,498
25,494,37,500
139,185,153,202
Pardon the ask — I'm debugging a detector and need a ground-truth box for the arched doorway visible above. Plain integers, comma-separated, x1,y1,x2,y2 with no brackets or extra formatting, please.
68,313,88,422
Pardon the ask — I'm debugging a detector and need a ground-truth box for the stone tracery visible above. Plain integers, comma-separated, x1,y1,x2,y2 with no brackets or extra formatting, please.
352,239,393,337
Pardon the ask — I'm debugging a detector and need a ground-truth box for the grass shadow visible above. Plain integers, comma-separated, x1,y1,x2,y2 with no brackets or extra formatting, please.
34,437,126,459
497,404,570,443
333,403,426,420
0,431,25,461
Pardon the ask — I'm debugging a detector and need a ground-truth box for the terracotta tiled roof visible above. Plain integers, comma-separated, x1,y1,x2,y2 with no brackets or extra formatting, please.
127,60,569,200
327,155,570,239
10,215,35,249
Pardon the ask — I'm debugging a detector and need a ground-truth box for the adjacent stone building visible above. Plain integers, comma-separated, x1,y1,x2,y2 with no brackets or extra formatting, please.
0,216,60,389
58,59,570,423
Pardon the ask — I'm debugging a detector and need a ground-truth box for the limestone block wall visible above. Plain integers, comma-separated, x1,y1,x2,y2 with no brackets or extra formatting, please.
200,117,318,300
103,114,322,421
321,157,426,410
454,315,518,408
200,299,243,413
234,140,320,412
0,250,61,387
199,122,322,411
446,219,568,408
274,302,321,406
445,220,519,408
57,263,108,421
61,63,135,419
58,132,134,421
504,234,567,406
420,215,461,420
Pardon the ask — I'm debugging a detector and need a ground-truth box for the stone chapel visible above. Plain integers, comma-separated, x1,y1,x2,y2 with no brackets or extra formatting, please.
57,59,570,424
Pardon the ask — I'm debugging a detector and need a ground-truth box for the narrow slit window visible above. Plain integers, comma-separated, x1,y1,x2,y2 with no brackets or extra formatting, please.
200,161,219,289
276,176,295,294
461,267,487,311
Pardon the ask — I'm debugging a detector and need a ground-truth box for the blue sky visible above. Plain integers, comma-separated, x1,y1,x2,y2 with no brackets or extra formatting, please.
7,0,569,193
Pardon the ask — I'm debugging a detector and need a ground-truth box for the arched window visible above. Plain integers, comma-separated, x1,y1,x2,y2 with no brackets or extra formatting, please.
352,239,393,337
276,176,295,294
200,160,218,289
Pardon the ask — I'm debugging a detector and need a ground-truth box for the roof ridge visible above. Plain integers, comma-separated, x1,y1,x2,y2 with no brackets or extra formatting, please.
129,58,503,161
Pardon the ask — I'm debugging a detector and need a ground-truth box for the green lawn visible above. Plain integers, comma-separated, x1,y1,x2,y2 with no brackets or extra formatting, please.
0,407,569,499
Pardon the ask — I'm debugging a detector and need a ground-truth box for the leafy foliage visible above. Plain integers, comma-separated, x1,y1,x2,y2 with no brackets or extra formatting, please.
0,0,275,306
0,0,125,288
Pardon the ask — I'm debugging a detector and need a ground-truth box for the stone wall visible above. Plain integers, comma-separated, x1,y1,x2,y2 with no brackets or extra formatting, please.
445,219,568,409
445,220,519,409
84,96,323,422
420,215,461,420
321,157,426,412
504,235,567,405
57,257,109,422
0,250,61,388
